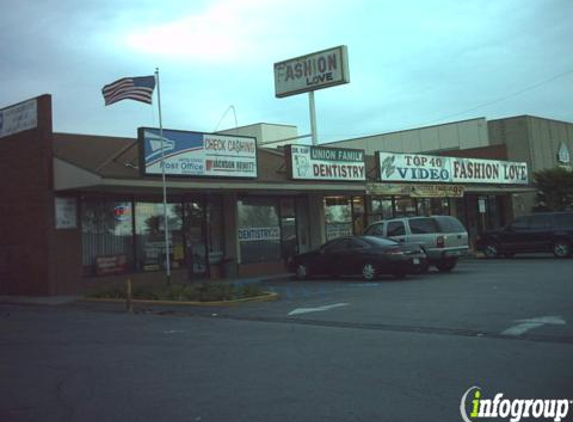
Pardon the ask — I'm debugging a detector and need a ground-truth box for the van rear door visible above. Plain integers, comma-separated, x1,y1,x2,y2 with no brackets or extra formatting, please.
434,216,468,248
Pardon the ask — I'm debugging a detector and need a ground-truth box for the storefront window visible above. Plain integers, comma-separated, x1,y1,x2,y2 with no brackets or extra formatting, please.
432,198,450,215
324,196,353,240
238,198,281,263
206,196,224,264
394,197,417,217
135,202,184,272
352,197,365,235
368,197,393,224
81,199,134,276
280,198,297,261
417,198,431,216
182,199,207,276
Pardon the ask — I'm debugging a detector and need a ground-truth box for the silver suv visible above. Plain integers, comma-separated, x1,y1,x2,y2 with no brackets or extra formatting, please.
364,216,469,272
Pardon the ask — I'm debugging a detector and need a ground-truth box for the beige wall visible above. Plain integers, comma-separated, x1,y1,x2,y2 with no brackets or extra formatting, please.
526,116,573,172
488,115,573,216
489,115,573,173
219,123,298,148
323,118,489,153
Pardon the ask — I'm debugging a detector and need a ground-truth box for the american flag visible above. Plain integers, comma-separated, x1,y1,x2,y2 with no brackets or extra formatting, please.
101,76,156,106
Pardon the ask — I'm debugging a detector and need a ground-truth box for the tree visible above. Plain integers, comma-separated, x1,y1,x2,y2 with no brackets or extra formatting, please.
533,167,573,211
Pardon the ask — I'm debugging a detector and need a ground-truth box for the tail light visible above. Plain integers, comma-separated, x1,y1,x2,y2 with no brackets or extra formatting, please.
437,235,445,248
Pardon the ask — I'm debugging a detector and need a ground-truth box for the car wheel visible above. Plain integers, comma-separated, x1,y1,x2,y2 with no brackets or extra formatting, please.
503,253,515,258
362,263,378,281
483,243,499,259
295,263,310,280
393,272,407,280
436,258,457,272
553,241,571,258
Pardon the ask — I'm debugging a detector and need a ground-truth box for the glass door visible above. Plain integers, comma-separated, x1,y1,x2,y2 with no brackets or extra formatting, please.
296,197,310,254
183,197,208,279
280,198,298,263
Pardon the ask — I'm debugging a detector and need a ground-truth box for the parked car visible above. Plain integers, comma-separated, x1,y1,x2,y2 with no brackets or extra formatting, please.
364,215,469,272
476,212,573,258
287,235,427,281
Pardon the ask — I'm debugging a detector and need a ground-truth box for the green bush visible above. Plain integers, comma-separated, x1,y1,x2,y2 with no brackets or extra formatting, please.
197,282,236,302
88,289,126,299
86,282,267,302
237,283,264,298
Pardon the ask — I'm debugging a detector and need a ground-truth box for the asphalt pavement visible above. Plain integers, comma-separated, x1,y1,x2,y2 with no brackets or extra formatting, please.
1,257,572,422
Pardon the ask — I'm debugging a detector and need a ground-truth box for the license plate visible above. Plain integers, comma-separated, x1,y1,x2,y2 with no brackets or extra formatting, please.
413,258,420,264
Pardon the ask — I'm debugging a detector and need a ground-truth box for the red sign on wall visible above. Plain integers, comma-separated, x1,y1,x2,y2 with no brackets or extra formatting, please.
95,254,128,276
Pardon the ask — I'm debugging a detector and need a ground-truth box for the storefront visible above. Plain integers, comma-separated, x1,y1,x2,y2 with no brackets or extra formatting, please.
49,134,372,290
80,194,223,279
0,94,534,296
363,151,531,245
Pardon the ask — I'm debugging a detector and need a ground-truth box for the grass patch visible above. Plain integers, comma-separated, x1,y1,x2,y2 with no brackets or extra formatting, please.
86,282,266,302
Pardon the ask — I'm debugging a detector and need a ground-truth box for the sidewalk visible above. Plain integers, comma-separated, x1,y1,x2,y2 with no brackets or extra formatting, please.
0,295,79,305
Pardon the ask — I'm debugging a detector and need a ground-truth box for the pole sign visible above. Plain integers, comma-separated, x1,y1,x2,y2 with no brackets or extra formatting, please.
274,46,350,98
286,145,365,181
139,128,257,178
377,152,528,185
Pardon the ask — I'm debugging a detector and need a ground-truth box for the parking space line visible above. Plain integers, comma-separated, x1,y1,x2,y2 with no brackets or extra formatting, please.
288,303,349,316
501,316,566,336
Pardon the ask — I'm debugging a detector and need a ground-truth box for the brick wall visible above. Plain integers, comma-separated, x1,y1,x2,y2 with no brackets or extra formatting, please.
0,95,54,295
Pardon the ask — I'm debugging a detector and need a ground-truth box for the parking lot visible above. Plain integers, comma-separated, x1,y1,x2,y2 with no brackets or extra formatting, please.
226,257,573,340
2,257,573,422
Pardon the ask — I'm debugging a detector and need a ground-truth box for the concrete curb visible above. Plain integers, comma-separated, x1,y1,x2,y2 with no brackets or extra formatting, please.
80,292,279,307
230,273,294,285
0,296,79,305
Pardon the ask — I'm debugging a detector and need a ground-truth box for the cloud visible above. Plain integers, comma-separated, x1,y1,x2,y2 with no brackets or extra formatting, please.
123,0,323,63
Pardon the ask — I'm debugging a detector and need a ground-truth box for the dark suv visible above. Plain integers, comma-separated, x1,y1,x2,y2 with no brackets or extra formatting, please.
476,212,573,258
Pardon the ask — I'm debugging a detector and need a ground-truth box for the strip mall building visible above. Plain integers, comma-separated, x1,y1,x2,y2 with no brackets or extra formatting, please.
1,95,572,295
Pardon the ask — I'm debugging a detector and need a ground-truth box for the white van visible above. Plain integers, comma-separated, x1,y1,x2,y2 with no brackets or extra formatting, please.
364,216,469,272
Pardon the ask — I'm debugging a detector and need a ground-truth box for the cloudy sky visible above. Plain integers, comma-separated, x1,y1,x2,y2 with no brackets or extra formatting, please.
2,0,572,143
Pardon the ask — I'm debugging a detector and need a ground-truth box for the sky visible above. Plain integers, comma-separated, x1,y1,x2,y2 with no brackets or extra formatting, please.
1,0,573,144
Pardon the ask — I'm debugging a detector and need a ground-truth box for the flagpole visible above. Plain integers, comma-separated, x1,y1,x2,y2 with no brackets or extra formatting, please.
155,68,171,285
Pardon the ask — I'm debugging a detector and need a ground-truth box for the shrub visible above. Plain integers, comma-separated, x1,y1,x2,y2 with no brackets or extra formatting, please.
237,283,264,298
87,289,126,299
86,281,267,302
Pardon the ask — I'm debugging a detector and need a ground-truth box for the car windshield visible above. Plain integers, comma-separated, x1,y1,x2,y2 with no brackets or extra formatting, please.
363,236,400,247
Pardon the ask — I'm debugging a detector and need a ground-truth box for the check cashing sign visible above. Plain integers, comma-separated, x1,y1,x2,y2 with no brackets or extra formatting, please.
139,128,257,178
286,145,366,181
377,152,529,185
